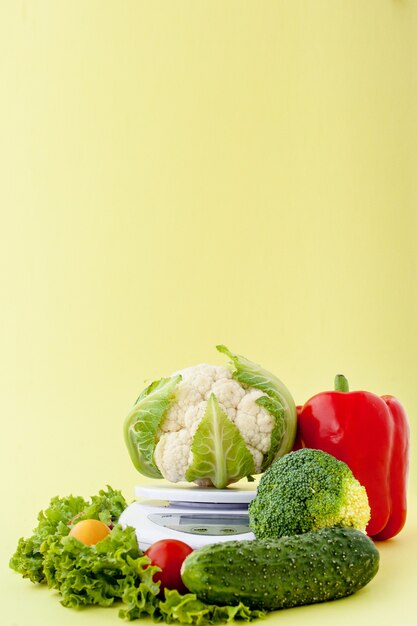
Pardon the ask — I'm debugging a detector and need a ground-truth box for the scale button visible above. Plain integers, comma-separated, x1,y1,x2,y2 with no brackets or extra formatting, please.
220,528,236,534
191,527,208,533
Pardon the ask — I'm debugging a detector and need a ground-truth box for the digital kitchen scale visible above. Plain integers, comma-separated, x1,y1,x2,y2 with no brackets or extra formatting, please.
119,485,256,550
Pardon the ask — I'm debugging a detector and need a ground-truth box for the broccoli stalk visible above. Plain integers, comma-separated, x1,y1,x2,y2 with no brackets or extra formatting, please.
248,448,371,539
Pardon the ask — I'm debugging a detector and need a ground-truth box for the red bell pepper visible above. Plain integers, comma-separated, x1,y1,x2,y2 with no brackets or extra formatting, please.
296,375,410,540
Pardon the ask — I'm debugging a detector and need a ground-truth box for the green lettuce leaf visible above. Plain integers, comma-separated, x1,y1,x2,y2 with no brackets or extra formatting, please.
217,345,297,463
124,375,181,478
185,394,255,488
9,486,127,583
81,486,128,526
156,589,266,625
9,494,87,583
44,525,160,612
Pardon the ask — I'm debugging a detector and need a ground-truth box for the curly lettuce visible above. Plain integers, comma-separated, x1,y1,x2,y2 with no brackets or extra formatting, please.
9,486,126,583
155,590,265,625
44,525,161,614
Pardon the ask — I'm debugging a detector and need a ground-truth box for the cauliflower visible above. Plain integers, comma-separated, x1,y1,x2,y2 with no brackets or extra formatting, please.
124,345,297,488
155,365,275,483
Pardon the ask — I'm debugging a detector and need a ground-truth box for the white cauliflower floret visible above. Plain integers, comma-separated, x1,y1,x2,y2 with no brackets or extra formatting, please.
211,379,245,420
157,365,275,482
183,401,207,436
176,383,204,408
160,403,183,432
154,429,192,483
177,364,232,399
161,384,203,432
235,389,276,454
246,444,264,474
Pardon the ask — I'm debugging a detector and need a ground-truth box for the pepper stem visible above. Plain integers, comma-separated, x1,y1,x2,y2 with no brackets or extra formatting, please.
334,374,349,392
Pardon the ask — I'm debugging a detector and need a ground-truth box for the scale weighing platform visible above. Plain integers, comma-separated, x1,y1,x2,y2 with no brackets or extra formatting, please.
119,485,256,550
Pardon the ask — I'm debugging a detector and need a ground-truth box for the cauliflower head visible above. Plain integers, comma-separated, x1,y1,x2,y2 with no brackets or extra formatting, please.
124,345,297,488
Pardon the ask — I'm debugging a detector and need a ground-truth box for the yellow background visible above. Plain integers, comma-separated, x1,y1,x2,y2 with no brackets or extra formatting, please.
1,1,416,625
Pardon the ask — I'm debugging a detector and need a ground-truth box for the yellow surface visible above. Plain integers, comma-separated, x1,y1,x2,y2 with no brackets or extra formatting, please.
1,1,416,625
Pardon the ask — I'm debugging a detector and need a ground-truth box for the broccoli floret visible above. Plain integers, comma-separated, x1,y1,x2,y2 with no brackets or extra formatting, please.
249,448,370,539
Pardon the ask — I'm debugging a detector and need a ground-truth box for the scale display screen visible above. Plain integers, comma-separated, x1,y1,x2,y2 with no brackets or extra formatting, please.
148,512,251,536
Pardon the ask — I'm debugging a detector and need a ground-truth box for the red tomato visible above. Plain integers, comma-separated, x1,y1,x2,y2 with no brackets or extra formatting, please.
144,539,193,595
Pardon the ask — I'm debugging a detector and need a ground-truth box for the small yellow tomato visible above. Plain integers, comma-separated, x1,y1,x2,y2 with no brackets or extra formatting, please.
69,519,110,546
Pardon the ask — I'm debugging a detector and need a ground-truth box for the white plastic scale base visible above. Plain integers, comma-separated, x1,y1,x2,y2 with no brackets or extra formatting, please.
119,485,256,550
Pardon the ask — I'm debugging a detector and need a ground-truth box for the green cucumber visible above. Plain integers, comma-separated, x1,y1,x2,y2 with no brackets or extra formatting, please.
181,527,379,611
